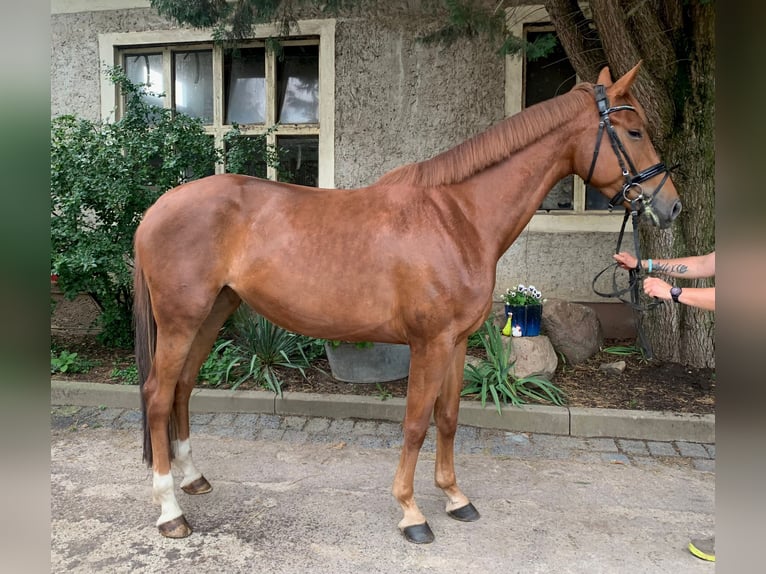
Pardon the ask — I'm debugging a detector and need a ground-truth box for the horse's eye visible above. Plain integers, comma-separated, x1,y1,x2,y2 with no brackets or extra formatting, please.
627,129,642,139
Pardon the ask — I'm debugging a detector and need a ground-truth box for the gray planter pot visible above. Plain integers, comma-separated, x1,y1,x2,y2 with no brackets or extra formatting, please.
324,342,411,383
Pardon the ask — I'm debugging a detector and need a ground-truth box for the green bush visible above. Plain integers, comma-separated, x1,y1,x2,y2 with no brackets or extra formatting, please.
50,67,281,347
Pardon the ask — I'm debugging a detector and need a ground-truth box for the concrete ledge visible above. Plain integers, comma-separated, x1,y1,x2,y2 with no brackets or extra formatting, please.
51,380,715,443
458,402,569,435
188,387,275,414
51,380,141,409
570,407,715,443
277,392,406,422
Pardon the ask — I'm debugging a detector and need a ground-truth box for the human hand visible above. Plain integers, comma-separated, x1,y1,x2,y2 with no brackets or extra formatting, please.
643,277,672,300
613,251,639,270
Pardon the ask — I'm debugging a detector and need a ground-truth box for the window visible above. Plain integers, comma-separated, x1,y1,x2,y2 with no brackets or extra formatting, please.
99,20,335,188
505,5,619,231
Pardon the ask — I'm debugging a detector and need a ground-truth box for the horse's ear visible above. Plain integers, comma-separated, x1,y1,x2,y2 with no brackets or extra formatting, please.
597,66,613,87
610,61,643,96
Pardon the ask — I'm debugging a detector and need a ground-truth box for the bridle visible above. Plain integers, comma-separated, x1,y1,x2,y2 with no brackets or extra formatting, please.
586,84,675,359
584,84,672,221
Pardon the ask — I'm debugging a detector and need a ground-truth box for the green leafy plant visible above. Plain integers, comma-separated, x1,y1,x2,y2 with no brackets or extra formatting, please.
50,350,96,375
110,364,139,385
466,328,485,349
461,320,565,414
198,339,242,386
603,344,648,363
375,383,393,401
218,306,316,395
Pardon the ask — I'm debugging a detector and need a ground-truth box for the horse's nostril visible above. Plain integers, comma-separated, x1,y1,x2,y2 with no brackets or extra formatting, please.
671,200,682,219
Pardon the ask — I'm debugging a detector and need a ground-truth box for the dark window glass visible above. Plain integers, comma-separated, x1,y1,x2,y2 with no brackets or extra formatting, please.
278,135,318,186
525,28,577,211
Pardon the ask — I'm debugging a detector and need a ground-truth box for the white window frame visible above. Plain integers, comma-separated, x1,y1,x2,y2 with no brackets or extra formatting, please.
98,19,335,188
505,4,621,232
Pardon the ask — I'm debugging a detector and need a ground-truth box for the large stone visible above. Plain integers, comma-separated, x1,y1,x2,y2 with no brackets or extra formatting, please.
505,335,558,380
542,298,603,364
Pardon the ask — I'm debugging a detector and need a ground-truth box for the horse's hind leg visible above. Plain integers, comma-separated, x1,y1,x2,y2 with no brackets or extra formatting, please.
433,339,480,522
173,287,241,496
143,326,197,538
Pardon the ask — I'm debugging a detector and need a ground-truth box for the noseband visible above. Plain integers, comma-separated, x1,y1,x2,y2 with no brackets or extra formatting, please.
584,84,671,218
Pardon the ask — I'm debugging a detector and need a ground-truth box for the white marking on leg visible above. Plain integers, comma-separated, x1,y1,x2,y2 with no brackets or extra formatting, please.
153,471,183,525
173,439,202,488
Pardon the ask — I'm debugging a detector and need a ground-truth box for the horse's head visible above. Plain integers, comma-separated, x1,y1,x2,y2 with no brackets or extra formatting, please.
575,62,681,229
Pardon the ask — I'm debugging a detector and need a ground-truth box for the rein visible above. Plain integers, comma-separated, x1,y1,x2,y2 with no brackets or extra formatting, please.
591,208,661,359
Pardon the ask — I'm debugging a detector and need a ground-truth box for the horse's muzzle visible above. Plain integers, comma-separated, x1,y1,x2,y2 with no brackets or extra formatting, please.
641,195,681,229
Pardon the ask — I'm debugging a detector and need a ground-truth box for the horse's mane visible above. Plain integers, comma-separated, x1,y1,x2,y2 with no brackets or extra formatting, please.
376,83,595,187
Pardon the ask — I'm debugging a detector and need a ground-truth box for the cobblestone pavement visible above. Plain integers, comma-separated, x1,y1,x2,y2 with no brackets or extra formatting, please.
51,404,715,472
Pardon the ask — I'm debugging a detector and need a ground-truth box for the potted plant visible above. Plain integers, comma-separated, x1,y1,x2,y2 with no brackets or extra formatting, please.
502,284,543,337
324,340,411,383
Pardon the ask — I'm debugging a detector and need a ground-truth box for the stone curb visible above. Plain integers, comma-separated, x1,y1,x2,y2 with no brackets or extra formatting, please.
50,380,714,443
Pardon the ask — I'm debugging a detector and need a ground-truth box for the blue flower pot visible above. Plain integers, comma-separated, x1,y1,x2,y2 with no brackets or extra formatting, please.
504,304,542,337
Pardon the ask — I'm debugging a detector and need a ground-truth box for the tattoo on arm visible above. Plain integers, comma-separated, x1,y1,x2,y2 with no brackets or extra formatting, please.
654,262,688,275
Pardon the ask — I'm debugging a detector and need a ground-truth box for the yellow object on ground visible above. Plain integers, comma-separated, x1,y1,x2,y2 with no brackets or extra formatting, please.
688,538,715,562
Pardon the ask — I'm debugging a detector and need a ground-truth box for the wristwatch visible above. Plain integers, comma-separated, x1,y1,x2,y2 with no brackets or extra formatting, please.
670,286,682,303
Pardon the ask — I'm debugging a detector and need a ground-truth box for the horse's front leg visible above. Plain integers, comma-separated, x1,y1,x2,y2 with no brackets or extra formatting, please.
173,378,211,496
434,338,480,522
393,337,453,544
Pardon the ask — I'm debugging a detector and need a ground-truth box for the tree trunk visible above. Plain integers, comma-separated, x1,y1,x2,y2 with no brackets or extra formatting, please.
645,1,715,368
546,0,715,367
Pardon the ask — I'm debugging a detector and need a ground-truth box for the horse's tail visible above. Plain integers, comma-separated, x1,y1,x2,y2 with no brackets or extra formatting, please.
133,255,176,467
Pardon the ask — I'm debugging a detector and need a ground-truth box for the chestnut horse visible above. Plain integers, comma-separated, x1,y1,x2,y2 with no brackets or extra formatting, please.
133,63,680,544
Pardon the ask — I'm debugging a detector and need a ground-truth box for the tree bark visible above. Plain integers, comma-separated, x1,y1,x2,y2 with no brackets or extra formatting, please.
542,0,605,82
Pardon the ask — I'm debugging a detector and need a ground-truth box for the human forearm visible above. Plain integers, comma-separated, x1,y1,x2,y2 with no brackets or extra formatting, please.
642,277,715,311
675,287,715,311
613,252,715,279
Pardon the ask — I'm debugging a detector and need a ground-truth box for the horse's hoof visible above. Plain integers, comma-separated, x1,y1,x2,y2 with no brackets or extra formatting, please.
181,475,213,495
158,515,192,538
401,522,435,544
447,502,480,522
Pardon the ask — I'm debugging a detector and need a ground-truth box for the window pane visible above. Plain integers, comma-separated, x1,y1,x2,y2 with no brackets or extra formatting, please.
124,53,164,108
525,28,577,211
540,175,574,211
278,135,318,187
585,184,612,210
277,45,319,124
225,48,266,124
174,50,214,123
